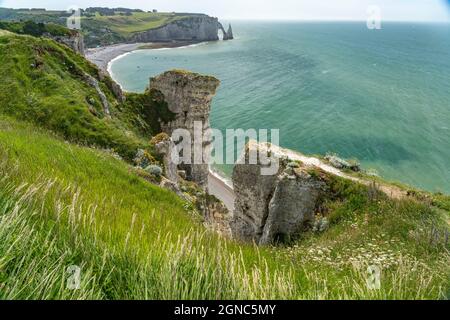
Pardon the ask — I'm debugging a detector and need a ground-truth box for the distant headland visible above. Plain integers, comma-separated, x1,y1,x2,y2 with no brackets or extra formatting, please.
0,7,233,48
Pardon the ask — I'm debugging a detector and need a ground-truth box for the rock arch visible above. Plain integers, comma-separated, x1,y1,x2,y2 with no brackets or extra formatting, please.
218,22,234,40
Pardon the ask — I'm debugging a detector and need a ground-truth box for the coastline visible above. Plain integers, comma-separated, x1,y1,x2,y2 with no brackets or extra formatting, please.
85,43,144,73
208,171,235,213
85,41,237,212
85,41,206,73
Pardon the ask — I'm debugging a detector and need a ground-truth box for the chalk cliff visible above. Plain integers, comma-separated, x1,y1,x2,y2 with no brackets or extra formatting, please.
226,24,234,40
146,71,231,236
46,31,85,55
132,15,221,43
231,141,327,245
149,70,220,189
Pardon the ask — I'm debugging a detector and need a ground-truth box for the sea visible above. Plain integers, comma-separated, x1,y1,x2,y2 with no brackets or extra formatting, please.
109,21,450,193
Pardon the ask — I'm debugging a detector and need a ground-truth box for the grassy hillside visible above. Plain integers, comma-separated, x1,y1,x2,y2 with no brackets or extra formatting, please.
0,116,449,299
0,8,66,24
0,31,174,160
0,29,448,300
0,20,73,37
86,12,198,35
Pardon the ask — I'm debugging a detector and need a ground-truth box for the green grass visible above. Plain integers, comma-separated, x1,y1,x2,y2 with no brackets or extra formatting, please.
0,117,448,299
0,32,174,161
86,12,194,35
0,20,73,37
0,29,11,36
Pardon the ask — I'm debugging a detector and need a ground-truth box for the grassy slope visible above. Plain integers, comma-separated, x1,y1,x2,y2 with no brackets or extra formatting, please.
0,117,448,299
0,20,72,37
0,32,173,161
0,8,63,24
86,12,194,35
0,117,200,299
0,31,448,300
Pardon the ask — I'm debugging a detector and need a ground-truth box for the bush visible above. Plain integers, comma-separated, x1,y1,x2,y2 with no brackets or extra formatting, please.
145,165,163,177
150,132,170,146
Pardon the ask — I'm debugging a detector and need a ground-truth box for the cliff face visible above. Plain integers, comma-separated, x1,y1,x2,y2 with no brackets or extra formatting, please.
148,70,233,236
149,70,220,189
231,141,326,245
47,32,85,55
132,16,220,43
230,137,417,245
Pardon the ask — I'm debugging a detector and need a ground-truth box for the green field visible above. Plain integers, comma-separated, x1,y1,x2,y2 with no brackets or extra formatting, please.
86,12,196,35
0,30,449,300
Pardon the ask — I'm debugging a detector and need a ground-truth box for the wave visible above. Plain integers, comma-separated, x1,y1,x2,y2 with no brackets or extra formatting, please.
106,51,134,90
209,166,234,190
107,42,209,87
151,42,208,51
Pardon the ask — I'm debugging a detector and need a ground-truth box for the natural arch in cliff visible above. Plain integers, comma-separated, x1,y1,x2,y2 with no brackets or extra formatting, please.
218,22,233,40
218,23,227,40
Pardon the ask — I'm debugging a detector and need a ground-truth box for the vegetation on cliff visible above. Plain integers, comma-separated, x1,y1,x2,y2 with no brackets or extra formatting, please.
0,31,173,160
0,29,448,300
0,20,73,37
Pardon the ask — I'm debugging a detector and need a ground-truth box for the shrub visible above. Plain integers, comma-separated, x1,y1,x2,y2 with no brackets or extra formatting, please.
145,165,163,177
150,132,170,146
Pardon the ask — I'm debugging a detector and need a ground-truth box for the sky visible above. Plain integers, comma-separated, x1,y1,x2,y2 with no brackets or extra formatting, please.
1,0,450,22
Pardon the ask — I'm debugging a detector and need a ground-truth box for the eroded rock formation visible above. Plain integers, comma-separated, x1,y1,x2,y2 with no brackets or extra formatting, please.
83,72,111,117
149,70,220,189
152,133,179,184
218,23,234,40
260,167,324,244
231,141,326,245
226,24,234,40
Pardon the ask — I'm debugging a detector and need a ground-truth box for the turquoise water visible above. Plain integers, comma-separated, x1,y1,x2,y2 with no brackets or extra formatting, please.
110,22,450,193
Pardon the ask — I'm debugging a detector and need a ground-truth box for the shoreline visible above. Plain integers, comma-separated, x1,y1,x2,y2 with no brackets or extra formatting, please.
208,171,235,213
85,43,144,73
85,41,205,73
